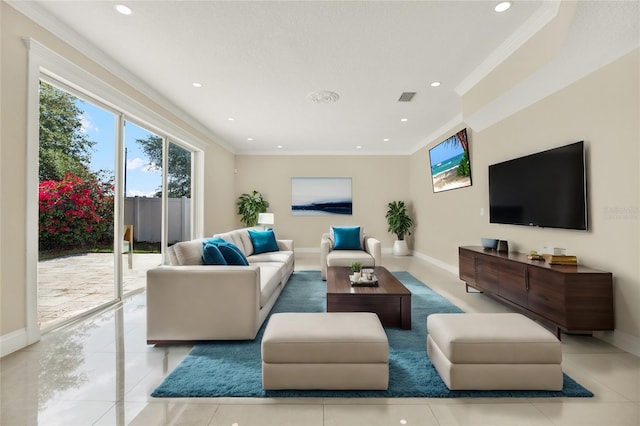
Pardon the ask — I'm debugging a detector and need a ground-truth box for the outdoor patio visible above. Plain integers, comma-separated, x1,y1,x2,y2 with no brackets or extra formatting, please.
37,253,161,330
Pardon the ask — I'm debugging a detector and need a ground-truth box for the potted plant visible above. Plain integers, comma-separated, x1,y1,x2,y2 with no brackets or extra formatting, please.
236,190,270,227
351,261,362,281
385,201,413,256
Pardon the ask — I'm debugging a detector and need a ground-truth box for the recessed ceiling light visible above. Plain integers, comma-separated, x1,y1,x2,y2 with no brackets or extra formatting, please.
430,81,441,87
115,4,132,15
227,117,235,121
192,82,203,88
400,118,408,122
356,145,362,149
495,1,511,12
247,138,253,141
383,138,390,142
277,145,283,149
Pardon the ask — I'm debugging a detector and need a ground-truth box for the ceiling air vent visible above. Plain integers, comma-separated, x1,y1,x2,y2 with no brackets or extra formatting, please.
398,92,416,102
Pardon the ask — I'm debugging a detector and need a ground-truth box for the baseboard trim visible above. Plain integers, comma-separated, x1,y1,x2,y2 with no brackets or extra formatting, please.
594,329,640,357
411,251,458,276
1,328,28,357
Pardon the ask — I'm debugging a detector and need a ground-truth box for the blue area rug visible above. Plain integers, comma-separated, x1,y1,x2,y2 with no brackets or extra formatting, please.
151,270,593,398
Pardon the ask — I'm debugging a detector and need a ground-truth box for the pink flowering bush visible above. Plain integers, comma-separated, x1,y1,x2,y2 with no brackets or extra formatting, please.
39,173,114,250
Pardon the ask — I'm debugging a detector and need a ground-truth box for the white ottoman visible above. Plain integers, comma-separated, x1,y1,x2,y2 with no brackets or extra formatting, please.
262,312,389,390
427,313,562,390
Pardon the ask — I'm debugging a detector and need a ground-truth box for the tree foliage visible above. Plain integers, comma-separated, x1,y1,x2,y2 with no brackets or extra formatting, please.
39,81,96,181
136,135,192,198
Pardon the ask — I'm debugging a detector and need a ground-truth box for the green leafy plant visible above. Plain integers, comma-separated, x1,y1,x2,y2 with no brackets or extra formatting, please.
385,201,413,241
236,190,270,227
350,261,362,273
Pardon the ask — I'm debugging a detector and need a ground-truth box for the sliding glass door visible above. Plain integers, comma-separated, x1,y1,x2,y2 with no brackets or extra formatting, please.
37,80,118,330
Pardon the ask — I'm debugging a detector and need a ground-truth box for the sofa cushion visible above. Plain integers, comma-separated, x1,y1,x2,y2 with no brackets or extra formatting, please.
253,262,284,308
327,250,375,267
331,226,362,250
248,229,280,254
171,238,206,265
248,250,294,268
202,242,228,265
213,228,254,257
206,238,250,266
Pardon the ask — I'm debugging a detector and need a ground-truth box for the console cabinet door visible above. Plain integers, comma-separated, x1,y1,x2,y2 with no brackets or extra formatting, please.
526,267,566,326
498,260,528,308
475,256,499,293
459,248,476,285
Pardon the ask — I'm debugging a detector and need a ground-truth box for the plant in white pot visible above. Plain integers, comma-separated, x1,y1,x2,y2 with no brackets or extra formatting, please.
385,201,413,256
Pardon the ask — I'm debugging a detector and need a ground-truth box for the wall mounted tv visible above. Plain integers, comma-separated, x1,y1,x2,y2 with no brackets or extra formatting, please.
488,141,587,230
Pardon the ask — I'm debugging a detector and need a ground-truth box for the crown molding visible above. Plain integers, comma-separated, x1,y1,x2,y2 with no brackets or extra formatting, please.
7,0,235,154
455,1,561,96
411,113,464,154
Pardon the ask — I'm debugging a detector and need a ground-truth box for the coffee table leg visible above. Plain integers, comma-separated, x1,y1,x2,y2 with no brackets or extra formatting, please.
400,295,411,329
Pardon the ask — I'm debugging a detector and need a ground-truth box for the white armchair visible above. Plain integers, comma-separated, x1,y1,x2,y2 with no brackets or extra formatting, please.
320,227,382,280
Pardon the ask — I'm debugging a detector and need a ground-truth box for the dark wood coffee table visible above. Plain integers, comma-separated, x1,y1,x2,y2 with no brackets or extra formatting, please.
326,266,412,329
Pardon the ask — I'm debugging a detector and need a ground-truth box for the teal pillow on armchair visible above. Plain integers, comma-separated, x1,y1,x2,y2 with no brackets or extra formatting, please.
331,226,362,250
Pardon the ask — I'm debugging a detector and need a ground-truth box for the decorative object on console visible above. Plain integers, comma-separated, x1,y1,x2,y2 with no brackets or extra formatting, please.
429,128,472,193
291,177,352,215
237,190,270,227
543,254,578,265
386,201,413,256
497,240,509,252
480,238,499,249
257,212,274,230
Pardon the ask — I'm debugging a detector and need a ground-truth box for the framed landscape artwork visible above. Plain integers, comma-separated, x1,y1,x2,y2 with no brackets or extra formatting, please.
291,177,352,215
428,128,472,193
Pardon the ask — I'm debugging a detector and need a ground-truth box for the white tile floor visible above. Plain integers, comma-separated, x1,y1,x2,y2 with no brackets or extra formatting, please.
1,253,639,426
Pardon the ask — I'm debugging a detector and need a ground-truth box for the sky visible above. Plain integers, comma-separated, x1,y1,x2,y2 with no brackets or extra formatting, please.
79,99,161,197
428,135,464,165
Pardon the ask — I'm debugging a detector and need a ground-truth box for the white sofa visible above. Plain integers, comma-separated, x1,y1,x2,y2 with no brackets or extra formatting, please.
146,228,294,343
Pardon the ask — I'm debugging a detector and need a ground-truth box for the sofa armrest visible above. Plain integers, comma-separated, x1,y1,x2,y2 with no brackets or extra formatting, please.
146,265,262,341
320,233,333,280
364,236,382,267
277,239,294,251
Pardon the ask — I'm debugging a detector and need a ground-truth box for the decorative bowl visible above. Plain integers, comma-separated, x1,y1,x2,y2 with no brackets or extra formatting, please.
480,238,499,249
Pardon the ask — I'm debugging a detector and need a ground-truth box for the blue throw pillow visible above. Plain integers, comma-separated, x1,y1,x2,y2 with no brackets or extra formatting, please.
332,226,362,250
248,229,280,254
202,242,228,265
204,238,250,266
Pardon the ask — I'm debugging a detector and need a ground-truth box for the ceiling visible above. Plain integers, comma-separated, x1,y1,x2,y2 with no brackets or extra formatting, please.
9,1,640,155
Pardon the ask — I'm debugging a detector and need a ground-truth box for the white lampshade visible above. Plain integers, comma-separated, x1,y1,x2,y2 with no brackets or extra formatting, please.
258,213,274,226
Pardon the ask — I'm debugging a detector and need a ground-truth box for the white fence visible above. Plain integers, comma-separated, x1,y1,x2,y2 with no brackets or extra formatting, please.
124,197,191,243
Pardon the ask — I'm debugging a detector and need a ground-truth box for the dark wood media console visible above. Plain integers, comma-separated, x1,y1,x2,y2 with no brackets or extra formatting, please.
459,246,614,338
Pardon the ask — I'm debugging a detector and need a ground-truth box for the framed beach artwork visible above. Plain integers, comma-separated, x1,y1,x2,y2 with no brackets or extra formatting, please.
429,128,472,193
291,177,352,215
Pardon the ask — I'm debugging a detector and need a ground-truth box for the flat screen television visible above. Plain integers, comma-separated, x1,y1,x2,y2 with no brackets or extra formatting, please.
488,141,587,230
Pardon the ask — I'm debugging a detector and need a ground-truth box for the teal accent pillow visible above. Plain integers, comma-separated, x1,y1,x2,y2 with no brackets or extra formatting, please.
202,242,228,265
204,238,250,266
248,229,280,254
332,226,362,250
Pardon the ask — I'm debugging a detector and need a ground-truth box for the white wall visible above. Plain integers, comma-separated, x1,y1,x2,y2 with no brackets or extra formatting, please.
410,49,640,353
